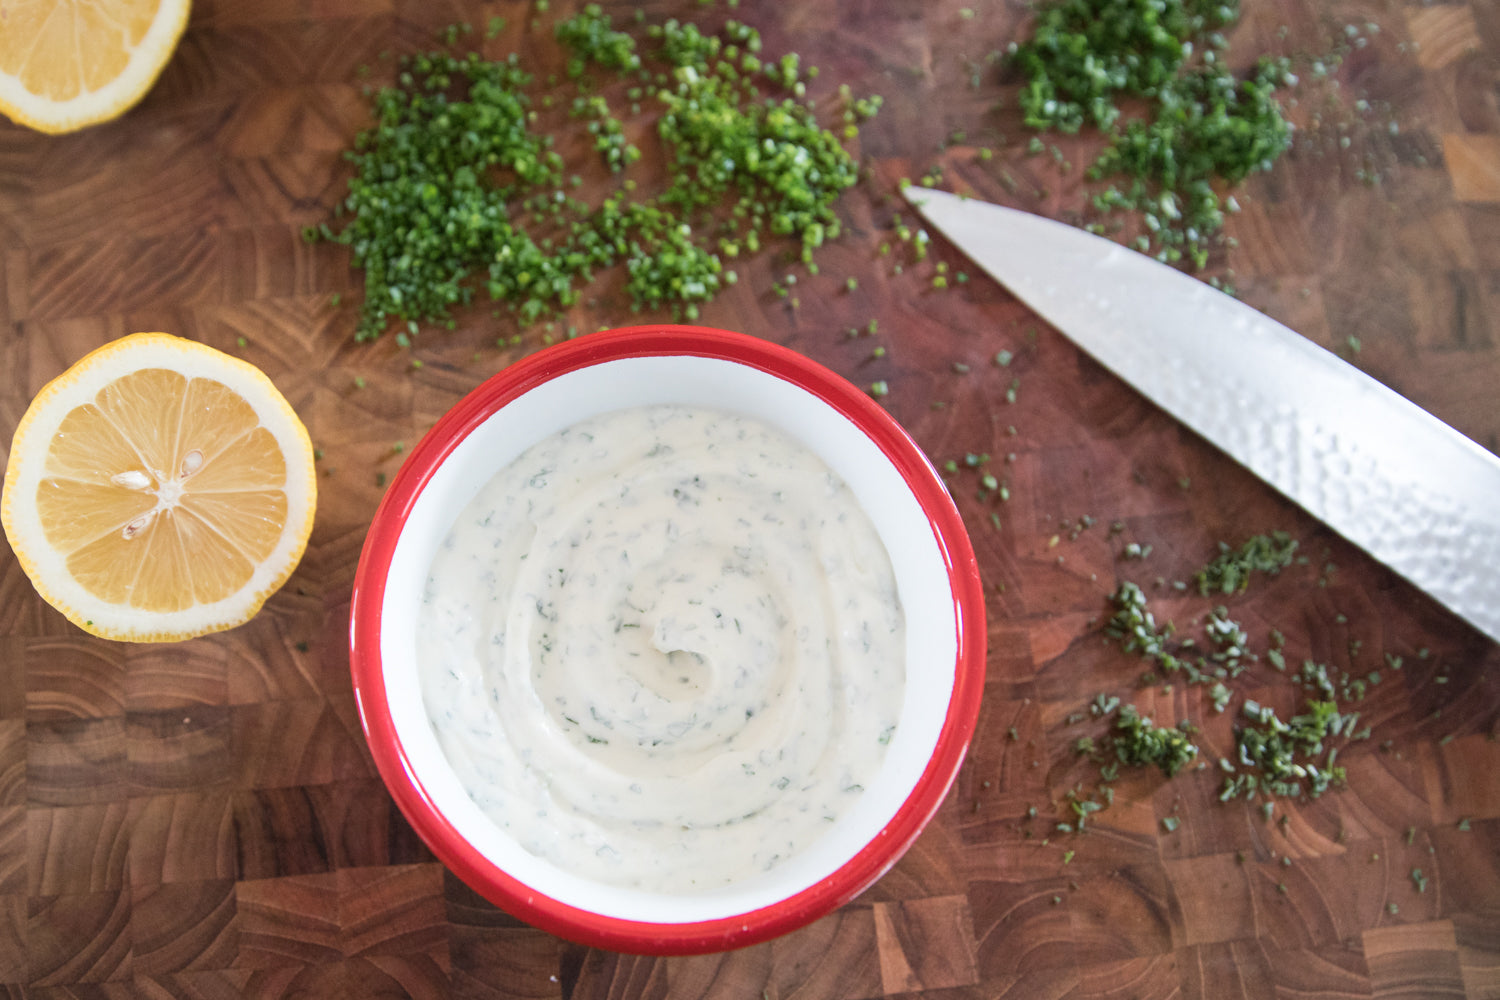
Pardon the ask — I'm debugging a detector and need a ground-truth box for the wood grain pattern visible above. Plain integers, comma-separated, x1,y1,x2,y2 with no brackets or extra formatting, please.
1,0,1498,996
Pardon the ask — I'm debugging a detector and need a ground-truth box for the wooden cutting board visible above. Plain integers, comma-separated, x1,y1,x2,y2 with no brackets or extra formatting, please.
0,0,1496,996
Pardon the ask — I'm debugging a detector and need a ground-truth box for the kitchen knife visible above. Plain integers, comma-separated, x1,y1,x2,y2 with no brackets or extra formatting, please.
904,186,1500,645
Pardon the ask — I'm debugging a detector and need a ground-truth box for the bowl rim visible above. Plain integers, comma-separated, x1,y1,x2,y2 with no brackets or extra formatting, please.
348,324,986,954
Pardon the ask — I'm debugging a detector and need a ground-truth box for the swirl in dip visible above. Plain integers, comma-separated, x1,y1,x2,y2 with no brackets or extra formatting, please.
416,404,906,891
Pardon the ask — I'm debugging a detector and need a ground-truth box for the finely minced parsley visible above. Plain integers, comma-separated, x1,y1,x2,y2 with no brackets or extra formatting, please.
1008,0,1294,267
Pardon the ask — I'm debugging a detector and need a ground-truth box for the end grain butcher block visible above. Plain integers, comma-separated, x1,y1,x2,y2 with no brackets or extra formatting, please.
0,0,1497,996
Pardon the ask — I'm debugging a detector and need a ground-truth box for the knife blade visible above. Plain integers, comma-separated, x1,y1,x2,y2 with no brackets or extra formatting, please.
905,186,1500,644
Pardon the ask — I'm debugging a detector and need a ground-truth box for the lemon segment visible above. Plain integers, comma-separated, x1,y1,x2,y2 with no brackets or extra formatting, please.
2,333,316,642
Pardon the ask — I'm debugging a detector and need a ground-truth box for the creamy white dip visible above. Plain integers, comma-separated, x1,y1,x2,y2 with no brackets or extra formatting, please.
416,404,905,892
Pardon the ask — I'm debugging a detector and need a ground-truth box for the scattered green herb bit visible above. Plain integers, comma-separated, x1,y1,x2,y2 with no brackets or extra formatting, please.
1457,818,1471,831
1161,815,1180,833
1209,681,1232,713
1224,697,1347,801
1194,532,1298,595
1410,867,1427,893
1298,660,1337,701
995,349,1014,366
1062,849,1075,864
555,4,641,75
868,380,890,398
1204,606,1250,672
1114,703,1198,776
1405,826,1417,845
1104,581,1189,679
1386,901,1398,915
1071,799,1103,828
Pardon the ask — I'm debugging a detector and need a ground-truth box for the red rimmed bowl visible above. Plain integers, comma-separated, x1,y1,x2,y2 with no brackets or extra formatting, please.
349,325,985,954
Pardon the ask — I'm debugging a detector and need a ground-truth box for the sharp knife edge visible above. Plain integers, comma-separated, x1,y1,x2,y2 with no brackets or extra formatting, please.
906,186,1500,644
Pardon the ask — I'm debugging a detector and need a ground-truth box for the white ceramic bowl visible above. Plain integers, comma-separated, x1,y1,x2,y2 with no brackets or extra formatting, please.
349,325,985,953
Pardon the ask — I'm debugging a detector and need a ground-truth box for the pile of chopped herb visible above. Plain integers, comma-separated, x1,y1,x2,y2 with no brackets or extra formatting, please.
1105,582,1255,684
1194,531,1299,595
1112,703,1199,776
1008,0,1294,268
1043,530,1392,846
1219,698,1353,800
306,5,873,342
1105,580,1178,665
1043,693,1195,839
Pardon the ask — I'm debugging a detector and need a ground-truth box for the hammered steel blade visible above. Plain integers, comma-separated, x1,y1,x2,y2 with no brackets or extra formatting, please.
906,186,1500,644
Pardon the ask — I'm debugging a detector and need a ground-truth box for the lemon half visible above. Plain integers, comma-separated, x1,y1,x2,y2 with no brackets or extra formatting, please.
2,333,316,642
0,0,191,134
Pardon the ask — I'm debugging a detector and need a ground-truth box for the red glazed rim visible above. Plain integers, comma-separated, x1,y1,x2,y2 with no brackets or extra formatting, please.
348,325,986,954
